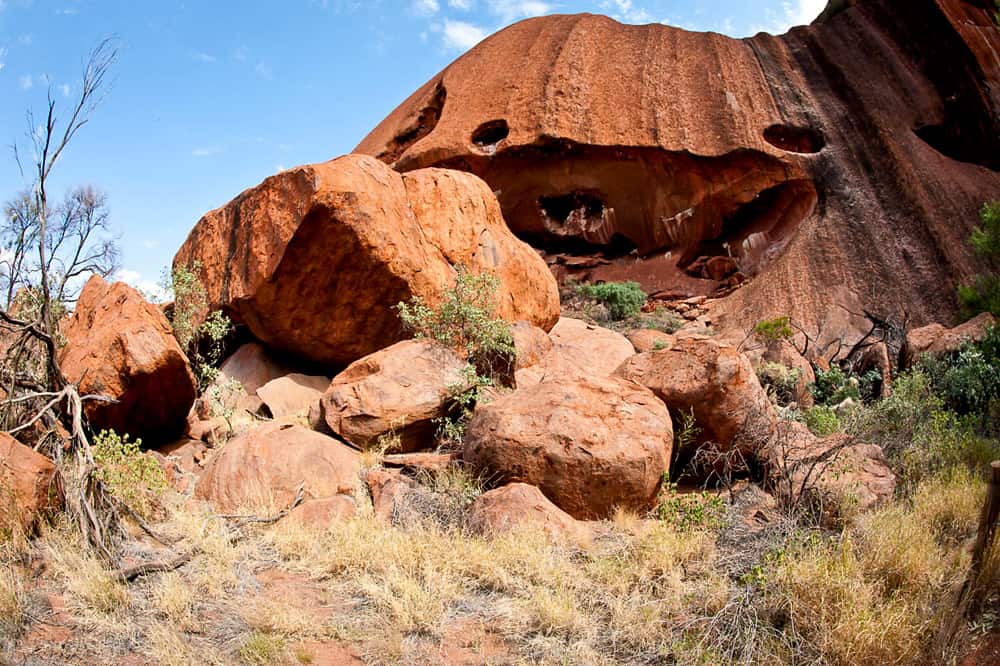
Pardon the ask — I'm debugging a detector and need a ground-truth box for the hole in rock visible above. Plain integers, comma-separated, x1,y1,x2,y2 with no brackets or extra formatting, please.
763,124,825,154
424,141,818,299
471,119,510,152
376,81,447,164
915,123,999,171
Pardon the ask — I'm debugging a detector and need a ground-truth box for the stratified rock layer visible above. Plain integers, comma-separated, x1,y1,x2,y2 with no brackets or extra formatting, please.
174,154,559,367
357,1,1000,344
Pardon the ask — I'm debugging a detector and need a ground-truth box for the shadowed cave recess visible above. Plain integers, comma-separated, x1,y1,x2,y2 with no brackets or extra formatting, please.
403,136,819,299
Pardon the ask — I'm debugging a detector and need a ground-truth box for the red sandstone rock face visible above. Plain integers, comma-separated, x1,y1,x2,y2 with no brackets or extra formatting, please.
174,154,559,367
905,312,996,366
462,375,672,520
356,2,1000,345
0,433,61,530
515,317,635,387
59,276,197,443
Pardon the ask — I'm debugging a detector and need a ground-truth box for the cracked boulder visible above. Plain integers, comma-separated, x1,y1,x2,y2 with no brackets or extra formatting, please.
59,275,197,444
174,154,559,367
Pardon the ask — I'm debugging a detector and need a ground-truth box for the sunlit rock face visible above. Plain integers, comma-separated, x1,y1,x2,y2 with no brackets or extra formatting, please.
356,0,1000,342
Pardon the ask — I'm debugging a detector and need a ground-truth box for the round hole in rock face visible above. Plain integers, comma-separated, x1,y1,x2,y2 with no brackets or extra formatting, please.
763,124,825,154
472,119,510,150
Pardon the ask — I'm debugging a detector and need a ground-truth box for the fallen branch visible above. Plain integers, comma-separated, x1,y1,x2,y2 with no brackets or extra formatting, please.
218,484,306,528
115,550,195,582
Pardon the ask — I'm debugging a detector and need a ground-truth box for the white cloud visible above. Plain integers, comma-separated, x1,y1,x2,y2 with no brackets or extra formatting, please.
17,34,33,46
116,269,169,302
57,7,79,15
411,0,439,16
752,0,826,34
600,0,651,23
485,0,552,22
195,52,216,63
448,0,473,8
141,240,159,249
19,75,32,90
0,47,6,73
192,146,221,157
58,83,70,97
254,61,273,79
442,19,488,50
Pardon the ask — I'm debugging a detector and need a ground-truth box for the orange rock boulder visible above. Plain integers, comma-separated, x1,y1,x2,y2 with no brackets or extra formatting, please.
0,433,61,531
905,312,996,367
319,340,470,453
195,422,360,513
465,483,591,545
462,375,672,520
59,275,196,443
174,154,559,367
616,337,776,458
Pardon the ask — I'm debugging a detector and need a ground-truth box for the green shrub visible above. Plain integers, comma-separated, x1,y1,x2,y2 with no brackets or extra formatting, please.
803,405,840,437
959,201,1000,319
162,263,234,390
575,281,647,320
396,267,515,381
756,361,802,406
810,365,881,406
92,430,167,518
917,340,1000,420
753,315,794,345
655,481,726,532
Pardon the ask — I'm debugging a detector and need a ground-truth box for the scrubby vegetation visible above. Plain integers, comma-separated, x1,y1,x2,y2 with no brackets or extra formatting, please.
574,280,647,321
959,201,1000,319
397,267,515,447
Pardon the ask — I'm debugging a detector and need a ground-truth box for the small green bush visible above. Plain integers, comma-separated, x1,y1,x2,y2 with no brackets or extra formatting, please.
396,267,515,380
92,430,167,518
916,325,1000,423
756,361,802,406
753,315,794,345
575,281,647,321
810,365,881,406
803,405,840,437
959,201,1000,319
655,481,726,532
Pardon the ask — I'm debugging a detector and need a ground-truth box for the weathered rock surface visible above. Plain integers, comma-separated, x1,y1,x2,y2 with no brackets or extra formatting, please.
216,343,294,395
462,375,672,520
356,2,1000,347
319,340,469,452
0,433,60,530
764,420,896,525
195,422,360,512
257,373,330,420
627,329,675,354
516,317,634,387
511,320,553,371
616,337,776,457
287,495,357,529
465,483,590,544
174,154,559,367
59,275,196,443
905,312,996,366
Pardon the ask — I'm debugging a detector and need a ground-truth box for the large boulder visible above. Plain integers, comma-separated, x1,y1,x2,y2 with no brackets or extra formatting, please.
319,340,470,453
465,483,590,545
257,373,330,420
59,276,196,443
615,337,776,456
174,154,559,367
462,375,672,520
195,422,360,512
905,312,996,367
0,433,61,531
515,317,634,387
355,5,1000,346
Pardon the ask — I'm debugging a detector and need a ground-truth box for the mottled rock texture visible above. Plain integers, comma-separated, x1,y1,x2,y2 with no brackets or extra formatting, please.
59,275,196,443
174,154,559,367
357,1,1000,345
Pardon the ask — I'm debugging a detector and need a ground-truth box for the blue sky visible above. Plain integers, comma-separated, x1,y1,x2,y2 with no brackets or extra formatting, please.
0,0,825,296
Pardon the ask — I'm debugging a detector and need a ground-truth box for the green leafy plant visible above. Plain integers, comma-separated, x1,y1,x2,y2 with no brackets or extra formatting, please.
92,430,167,518
959,201,1000,319
575,281,647,321
396,267,515,381
397,267,516,448
753,315,794,345
916,325,1000,421
803,405,840,437
757,361,802,406
655,482,726,532
161,262,234,390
